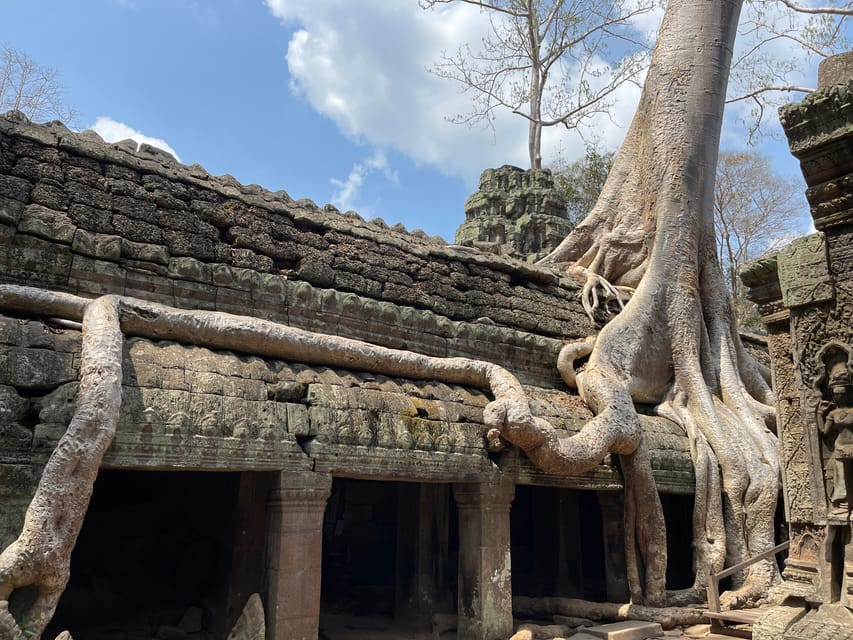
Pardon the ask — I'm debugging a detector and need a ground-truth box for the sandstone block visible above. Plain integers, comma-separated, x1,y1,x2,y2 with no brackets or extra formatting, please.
122,238,169,264
226,593,265,640
682,624,710,638
0,196,23,226
30,182,67,210
0,174,31,202
19,204,75,243
169,256,212,282
72,229,121,261
212,262,235,286
586,621,664,640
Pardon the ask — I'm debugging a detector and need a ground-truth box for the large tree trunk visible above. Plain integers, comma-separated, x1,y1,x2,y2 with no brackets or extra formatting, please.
535,0,780,607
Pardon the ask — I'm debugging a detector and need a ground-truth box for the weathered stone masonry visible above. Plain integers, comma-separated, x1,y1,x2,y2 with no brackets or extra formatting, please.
0,111,694,639
744,57,853,640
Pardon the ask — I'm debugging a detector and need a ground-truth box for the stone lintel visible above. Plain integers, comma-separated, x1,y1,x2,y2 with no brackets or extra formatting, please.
265,471,332,640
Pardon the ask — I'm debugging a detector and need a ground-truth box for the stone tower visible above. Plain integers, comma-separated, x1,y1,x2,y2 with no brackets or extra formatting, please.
454,165,571,262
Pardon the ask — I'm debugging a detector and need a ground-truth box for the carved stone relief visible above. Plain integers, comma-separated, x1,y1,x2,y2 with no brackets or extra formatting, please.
783,523,825,600
812,341,853,522
778,233,834,309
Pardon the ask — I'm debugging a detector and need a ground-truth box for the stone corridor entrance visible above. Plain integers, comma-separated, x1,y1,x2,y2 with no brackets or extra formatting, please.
43,470,264,640
511,486,609,602
319,478,457,634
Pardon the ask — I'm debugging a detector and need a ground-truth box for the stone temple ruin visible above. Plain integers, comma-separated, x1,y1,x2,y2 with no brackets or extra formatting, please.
0,112,695,639
454,165,572,262
2,53,853,640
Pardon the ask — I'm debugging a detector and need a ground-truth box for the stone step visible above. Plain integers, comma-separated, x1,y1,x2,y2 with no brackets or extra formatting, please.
585,620,665,640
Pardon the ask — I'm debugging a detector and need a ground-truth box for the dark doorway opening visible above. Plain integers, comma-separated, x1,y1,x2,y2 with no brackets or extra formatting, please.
45,469,246,640
320,478,456,634
322,478,399,617
511,485,608,601
660,492,695,590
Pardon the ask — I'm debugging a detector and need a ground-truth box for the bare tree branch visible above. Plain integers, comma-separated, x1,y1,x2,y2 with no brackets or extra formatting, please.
726,84,814,103
0,46,76,124
420,0,530,19
774,0,853,16
423,0,656,168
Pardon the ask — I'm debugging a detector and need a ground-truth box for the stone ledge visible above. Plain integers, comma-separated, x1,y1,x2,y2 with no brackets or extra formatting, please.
0,316,694,490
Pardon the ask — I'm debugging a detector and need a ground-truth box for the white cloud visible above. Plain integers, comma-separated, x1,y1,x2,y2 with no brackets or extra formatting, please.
265,0,653,185
330,149,397,213
90,116,181,162
265,1,828,186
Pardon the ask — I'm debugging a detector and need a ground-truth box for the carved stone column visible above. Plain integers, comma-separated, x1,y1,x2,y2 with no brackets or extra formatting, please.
746,49,853,637
265,471,332,640
453,478,515,640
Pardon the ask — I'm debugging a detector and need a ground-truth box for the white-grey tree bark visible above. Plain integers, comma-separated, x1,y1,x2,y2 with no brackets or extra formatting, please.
542,0,781,607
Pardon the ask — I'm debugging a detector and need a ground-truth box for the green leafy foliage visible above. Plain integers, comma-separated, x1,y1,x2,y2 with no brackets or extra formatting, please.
551,145,615,227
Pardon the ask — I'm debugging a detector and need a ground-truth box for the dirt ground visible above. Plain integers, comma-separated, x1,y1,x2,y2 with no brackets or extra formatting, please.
317,614,735,640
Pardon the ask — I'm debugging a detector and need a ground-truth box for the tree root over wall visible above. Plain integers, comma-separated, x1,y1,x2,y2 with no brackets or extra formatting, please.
0,284,671,637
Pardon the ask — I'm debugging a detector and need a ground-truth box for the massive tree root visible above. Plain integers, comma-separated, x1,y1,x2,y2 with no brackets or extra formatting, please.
512,596,708,630
0,294,121,636
538,0,781,609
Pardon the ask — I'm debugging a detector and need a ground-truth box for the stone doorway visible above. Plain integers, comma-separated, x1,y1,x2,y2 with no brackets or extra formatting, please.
660,493,695,591
44,469,270,640
511,486,610,602
319,478,457,635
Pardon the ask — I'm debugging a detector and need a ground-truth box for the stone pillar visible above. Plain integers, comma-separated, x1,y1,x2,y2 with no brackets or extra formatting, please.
745,49,853,638
453,478,515,640
597,491,629,602
395,483,452,631
265,471,332,640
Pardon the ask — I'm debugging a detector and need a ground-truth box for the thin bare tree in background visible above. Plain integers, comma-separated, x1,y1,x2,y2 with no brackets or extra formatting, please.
0,46,76,124
714,150,804,327
421,0,657,169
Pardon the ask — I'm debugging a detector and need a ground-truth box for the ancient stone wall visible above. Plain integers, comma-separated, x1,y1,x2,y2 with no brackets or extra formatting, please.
0,112,696,556
0,113,589,392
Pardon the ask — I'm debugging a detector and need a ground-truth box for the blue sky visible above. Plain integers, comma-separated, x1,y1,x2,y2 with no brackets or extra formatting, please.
1,0,828,240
